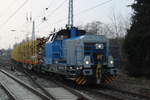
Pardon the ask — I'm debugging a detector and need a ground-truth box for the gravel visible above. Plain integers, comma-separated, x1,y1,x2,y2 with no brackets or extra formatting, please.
110,70,150,97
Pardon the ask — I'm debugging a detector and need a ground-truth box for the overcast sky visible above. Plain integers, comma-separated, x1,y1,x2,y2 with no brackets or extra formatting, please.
0,0,133,49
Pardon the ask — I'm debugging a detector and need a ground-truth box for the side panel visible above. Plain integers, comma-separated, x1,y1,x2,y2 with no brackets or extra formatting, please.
63,39,84,65
44,43,52,64
76,44,84,65
44,40,62,64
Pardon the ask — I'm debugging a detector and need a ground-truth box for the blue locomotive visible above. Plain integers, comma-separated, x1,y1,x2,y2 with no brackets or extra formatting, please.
40,27,117,85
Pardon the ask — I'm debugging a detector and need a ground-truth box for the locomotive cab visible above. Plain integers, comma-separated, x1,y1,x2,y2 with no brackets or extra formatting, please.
62,31,117,84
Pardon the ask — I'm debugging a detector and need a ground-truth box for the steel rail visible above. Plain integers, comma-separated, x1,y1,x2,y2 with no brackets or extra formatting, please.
23,69,56,100
78,88,122,100
20,66,89,100
91,89,122,100
86,85,150,100
107,86,150,100
0,82,18,100
0,69,50,100
52,79,89,100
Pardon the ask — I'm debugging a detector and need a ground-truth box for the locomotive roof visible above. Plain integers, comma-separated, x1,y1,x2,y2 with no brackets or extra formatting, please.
64,34,108,42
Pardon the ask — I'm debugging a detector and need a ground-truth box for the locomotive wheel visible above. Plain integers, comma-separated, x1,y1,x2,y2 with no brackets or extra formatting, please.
28,64,33,70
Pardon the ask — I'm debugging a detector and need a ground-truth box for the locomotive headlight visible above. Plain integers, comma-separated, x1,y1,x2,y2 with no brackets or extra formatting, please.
108,56,114,68
77,66,83,70
80,66,83,69
85,61,90,65
96,44,104,49
84,56,91,68
70,67,73,69
110,60,114,64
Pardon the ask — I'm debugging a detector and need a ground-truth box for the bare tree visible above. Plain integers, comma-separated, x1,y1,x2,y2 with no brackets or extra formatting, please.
84,21,103,35
109,12,131,38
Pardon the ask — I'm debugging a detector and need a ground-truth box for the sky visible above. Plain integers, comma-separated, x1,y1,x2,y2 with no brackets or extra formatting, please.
0,0,133,49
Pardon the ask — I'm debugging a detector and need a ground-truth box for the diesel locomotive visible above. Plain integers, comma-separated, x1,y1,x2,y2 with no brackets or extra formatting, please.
11,27,117,85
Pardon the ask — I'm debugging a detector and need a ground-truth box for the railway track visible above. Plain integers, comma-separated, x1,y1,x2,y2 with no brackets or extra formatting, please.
23,69,89,100
52,78,89,100
23,70,56,100
9,63,89,100
0,69,51,100
85,89,122,100
6,63,150,100
0,83,15,100
79,85,150,100
105,86,150,100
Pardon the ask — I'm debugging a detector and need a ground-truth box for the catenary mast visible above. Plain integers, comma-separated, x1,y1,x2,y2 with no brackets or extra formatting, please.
68,0,74,27
32,21,35,40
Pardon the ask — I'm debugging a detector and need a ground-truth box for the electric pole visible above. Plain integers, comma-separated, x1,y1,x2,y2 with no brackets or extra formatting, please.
32,21,35,40
68,0,74,27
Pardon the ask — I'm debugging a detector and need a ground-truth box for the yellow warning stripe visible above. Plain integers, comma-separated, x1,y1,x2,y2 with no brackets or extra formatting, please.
75,77,86,85
78,77,85,85
105,79,109,84
75,77,82,83
104,76,117,84
81,80,86,85
110,76,115,81
107,78,112,83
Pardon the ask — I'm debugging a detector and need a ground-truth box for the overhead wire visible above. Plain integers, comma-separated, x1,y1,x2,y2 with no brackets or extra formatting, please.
75,0,113,16
37,0,67,27
33,0,54,21
0,0,18,20
51,0,113,25
46,0,67,17
47,0,55,10
0,0,29,29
